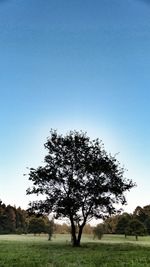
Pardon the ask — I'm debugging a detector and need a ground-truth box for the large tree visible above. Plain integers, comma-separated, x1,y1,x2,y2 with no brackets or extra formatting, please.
26,130,135,246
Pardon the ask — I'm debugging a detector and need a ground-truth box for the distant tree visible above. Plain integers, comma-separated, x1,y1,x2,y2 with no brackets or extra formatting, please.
5,205,16,233
142,205,150,218
133,206,146,223
15,207,28,234
116,213,132,237
26,130,135,246
93,223,104,240
133,205,150,234
0,201,28,234
0,201,7,234
28,216,46,235
45,218,54,241
83,224,93,235
104,215,120,234
144,217,150,235
54,223,62,234
126,219,146,240
133,206,143,217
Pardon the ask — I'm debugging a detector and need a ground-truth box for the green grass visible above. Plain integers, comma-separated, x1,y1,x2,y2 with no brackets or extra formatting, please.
1,234,150,266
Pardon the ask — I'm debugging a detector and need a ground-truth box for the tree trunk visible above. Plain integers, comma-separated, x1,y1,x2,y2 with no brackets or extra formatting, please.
71,222,77,246
48,233,51,241
71,225,84,246
70,223,85,247
70,214,86,247
76,225,84,246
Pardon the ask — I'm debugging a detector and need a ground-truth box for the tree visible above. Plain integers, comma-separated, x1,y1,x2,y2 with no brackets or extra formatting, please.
126,219,146,240
93,223,104,240
144,217,150,235
46,219,54,241
28,216,47,235
133,206,146,223
104,215,120,234
5,206,16,233
116,213,132,237
15,207,28,234
133,205,150,235
54,223,70,234
83,224,93,235
26,130,135,246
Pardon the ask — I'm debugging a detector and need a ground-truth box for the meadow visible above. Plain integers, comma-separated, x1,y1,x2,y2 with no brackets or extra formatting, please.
1,234,150,267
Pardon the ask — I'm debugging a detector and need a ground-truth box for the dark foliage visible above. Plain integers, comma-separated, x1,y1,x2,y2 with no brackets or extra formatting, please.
0,201,54,238
126,219,146,240
0,201,27,234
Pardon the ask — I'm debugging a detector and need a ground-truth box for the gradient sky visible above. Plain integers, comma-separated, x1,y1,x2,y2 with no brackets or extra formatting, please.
0,0,150,216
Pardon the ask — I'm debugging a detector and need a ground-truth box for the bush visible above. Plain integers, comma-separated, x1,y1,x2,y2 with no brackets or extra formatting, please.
93,224,104,240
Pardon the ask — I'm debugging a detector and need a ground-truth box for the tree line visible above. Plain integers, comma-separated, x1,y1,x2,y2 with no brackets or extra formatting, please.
0,201,27,234
1,199,150,241
0,201,53,238
0,200,93,237
94,205,150,240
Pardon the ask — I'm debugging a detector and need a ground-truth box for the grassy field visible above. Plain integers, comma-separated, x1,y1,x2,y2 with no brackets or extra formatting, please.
1,234,150,266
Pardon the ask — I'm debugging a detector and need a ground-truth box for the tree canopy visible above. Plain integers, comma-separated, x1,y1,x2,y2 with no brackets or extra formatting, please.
126,219,146,240
27,130,135,246
0,201,27,234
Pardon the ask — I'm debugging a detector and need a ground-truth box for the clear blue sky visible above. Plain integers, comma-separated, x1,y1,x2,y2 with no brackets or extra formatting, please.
0,0,150,214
